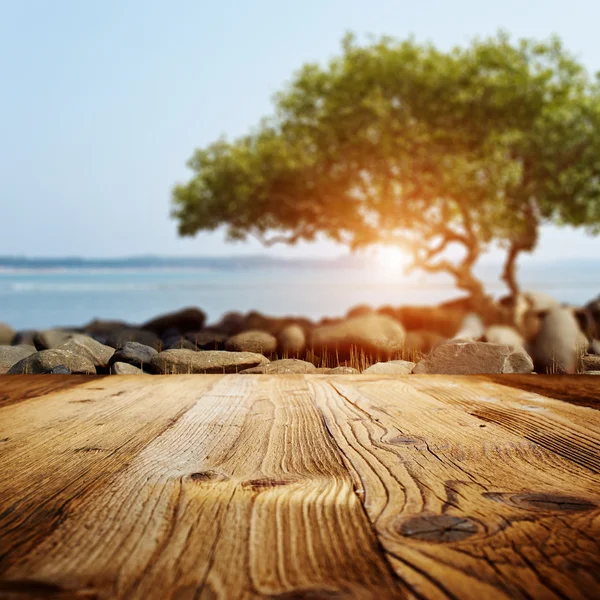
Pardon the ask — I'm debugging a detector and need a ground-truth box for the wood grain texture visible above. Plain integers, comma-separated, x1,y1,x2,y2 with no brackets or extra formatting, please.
310,375,600,600
0,375,402,599
1,374,599,600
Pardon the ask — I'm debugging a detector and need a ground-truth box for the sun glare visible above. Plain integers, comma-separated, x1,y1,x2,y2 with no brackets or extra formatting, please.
374,245,411,272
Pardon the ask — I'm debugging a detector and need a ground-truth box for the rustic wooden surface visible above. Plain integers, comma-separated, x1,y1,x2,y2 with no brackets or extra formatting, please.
0,375,599,600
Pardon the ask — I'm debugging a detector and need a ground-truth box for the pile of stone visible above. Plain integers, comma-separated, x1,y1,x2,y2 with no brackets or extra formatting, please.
1,291,599,376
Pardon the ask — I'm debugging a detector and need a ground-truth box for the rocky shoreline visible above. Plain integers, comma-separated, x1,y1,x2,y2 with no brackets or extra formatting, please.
1,291,599,376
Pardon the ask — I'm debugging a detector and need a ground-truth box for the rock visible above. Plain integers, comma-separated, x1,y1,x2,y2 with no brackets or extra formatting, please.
150,350,269,374
482,326,524,348
8,349,96,374
185,331,228,350
11,330,37,346
83,319,130,342
325,366,360,374
412,341,533,374
453,313,485,341
531,307,588,374
277,325,306,355
105,328,161,350
214,312,245,336
33,329,78,350
108,342,158,370
346,304,375,318
110,361,144,375
142,307,206,336
581,355,600,372
240,359,316,374
311,315,406,358
225,331,277,355
577,295,600,343
42,365,71,374
363,360,416,375
59,335,114,370
0,323,15,345
164,338,197,351
0,345,37,374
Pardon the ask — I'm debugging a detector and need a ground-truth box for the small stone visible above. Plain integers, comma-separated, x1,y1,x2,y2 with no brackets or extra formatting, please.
363,360,415,375
277,325,306,354
225,331,277,355
108,342,158,370
0,345,37,374
59,335,114,369
412,341,533,374
240,359,316,374
42,365,71,374
110,361,144,375
150,349,269,374
0,323,15,345
8,349,96,374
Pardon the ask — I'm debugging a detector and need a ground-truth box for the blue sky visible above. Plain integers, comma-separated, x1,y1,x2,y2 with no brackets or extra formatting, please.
1,0,600,259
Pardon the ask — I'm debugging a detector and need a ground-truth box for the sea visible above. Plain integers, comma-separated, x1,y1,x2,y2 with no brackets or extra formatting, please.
0,260,598,331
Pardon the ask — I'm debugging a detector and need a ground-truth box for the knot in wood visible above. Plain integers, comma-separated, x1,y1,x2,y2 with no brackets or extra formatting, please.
398,515,478,542
484,491,596,512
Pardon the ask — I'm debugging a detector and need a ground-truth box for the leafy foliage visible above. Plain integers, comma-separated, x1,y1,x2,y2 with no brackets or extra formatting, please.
173,32,600,308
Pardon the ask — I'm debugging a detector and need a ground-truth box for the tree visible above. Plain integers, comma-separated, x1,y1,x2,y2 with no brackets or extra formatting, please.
172,32,600,323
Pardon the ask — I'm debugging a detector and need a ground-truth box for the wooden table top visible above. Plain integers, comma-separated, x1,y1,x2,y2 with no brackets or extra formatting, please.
0,374,599,600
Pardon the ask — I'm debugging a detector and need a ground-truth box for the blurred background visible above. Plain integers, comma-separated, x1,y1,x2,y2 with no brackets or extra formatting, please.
1,0,599,329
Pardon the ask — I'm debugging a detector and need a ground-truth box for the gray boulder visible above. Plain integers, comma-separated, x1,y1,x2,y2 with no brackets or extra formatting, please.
277,325,306,355
0,323,15,345
240,359,316,374
59,335,114,370
108,342,158,370
33,329,78,350
311,314,406,357
0,345,37,374
412,341,533,374
150,349,269,374
110,361,145,375
363,360,416,375
531,307,588,374
142,307,206,336
8,349,96,374
225,331,277,355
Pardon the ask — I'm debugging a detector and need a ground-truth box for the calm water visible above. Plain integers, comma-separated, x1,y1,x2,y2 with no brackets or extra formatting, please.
1,263,598,330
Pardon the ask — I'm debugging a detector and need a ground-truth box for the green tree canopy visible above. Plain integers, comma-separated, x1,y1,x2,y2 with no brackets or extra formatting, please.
173,32,600,320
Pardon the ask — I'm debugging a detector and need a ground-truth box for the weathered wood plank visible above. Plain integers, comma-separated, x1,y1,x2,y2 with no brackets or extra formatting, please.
310,376,600,600
0,375,402,599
